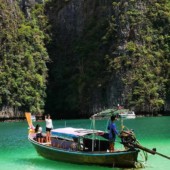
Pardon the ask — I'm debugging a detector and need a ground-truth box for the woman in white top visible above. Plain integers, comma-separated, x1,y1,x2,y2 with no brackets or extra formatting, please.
45,114,53,143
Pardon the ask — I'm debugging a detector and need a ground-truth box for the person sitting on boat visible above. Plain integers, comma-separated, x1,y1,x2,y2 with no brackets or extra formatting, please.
35,124,44,143
108,115,119,152
45,114,53,143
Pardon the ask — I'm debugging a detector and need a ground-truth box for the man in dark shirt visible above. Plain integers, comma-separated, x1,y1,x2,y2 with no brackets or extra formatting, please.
108,115,119,152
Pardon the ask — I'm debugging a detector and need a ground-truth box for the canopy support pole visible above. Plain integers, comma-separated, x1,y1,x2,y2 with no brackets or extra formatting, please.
92,116,95,152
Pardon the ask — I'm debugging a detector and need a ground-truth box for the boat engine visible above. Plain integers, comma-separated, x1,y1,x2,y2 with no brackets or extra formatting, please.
119,130,170,160
119,130,137,149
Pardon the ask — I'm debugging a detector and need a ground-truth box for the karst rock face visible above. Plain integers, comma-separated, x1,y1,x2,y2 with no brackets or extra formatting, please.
1,0,170,118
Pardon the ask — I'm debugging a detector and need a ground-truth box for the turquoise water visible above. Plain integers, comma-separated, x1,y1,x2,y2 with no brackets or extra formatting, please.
0,117,170,170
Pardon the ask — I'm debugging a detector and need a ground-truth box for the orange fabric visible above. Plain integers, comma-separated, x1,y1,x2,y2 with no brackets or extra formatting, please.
25,112,32,127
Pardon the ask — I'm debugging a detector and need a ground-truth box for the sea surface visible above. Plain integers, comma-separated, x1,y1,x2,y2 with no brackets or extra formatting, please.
0,117,170,170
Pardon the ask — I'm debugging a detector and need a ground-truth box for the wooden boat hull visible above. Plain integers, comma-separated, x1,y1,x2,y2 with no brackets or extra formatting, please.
29,137,139,168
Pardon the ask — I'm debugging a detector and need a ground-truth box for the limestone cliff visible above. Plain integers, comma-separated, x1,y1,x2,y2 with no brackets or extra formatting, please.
1,0,170,119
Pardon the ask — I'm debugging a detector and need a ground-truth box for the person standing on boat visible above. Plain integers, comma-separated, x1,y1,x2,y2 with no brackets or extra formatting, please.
45,114,53,143
35,124,44,143
108,115,119,152
117,104,122,110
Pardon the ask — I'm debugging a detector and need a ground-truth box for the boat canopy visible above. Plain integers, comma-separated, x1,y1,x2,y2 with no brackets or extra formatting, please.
51,127,104,138
90,108,129,120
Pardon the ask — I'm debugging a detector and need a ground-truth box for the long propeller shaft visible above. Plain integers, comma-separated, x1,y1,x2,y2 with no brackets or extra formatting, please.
134,143,170,160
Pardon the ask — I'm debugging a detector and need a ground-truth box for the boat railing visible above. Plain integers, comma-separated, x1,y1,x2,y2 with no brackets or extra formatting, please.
51,137,78,151
51,136,110,152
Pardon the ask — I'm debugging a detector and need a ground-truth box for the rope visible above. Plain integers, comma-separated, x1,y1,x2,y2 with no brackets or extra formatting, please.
137,141,148,162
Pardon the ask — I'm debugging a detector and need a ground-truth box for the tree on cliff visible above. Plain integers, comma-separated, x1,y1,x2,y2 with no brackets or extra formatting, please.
0,0,49,115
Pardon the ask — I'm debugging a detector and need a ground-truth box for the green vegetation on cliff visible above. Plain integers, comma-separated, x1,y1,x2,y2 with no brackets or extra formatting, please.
1,0,170,117
105,0,170,113
0,0,49,115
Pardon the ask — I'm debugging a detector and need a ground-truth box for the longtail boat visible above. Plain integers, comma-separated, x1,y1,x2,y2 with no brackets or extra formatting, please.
25,112,170,168
28,127,139,168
